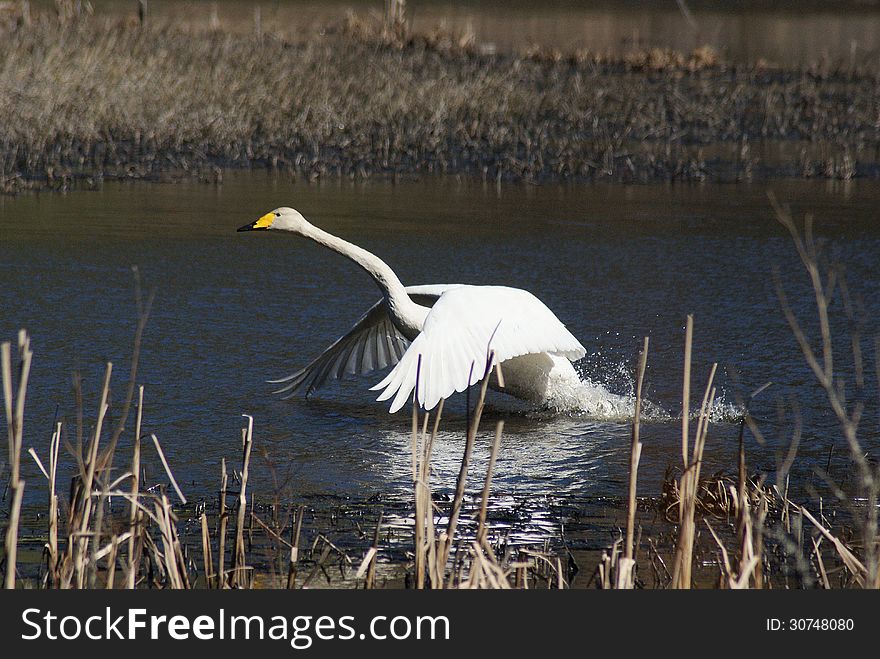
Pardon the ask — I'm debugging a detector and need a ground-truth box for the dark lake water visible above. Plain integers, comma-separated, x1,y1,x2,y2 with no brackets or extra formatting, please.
1,175,879,526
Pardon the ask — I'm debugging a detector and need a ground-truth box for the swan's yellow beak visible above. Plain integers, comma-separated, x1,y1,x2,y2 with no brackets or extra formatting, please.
237,212,275,232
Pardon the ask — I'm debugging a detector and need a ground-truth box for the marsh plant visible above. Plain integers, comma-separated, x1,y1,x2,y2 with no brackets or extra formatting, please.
0,1,875,194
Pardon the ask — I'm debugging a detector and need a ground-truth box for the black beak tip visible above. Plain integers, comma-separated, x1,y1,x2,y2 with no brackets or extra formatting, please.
237,224,253,232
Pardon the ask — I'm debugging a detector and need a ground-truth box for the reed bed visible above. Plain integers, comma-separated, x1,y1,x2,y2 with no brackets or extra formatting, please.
0,322,573,589
595,197,879,590
1,1,880,193
2,302,875,589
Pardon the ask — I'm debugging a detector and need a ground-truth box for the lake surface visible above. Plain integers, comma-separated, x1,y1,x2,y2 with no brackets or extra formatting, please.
1,175,879,530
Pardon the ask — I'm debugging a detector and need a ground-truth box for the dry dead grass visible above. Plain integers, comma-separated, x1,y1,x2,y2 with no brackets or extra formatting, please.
0,3,878,192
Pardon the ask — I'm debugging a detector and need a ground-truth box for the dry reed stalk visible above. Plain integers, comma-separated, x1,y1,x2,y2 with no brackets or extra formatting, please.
200,512,214,587
704,519,733,586
812,537,831,589
671,316,694,589
730,483,764,589
413,397,428,589
248,492,255,551
73,361,112,589
301,543,333,588
149,433,186,504
231,415,254,588
355,547,378,581
125,385,144,589
706,484,764,589
3,331,32,590
733,381,771,589
426,402,442,587
624,337,649,568
799,505,866,585
752,495,767,589
217,457,228,588
411,360,420,482
365,511,383,589
412,390,444,589
155,494,185,589
98,271,153,474
681,316,692,465
461,541,510,589
614,337,650,589
671,316,719,589
476,421,503,547
4,485,24,590
772,192,880,587
414,400,441,588
597,539,622,589
440,358,493,584
88,480,109,589
47,421,61,587
105,536,118,589
286,504,304,589
454,422,508,589
741,486,767,589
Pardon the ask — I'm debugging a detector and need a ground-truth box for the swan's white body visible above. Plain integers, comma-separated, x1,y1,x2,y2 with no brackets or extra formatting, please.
238,207,587,413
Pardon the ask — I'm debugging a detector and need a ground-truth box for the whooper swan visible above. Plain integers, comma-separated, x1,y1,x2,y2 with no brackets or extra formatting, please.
238,207,587,413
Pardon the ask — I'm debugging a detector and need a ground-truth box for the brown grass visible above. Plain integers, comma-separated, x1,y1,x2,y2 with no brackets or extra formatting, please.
0,3,878,192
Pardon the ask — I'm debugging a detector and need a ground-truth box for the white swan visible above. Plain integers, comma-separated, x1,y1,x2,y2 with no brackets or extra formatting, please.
238,207,588,413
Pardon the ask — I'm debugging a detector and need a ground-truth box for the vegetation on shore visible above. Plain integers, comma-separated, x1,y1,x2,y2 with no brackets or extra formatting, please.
1,2,879,193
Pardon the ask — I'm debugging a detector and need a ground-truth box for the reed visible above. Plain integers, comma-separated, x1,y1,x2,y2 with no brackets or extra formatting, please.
619,336,649,588
285,504,304,589
230,415,254,588
0,4,876,194
2,331,31,589
771,193,880,588
47,421,61,587
215,458,228,588
0,319,873,589
125,386,144,589
663,315,717,588
400,353,574,589
200,512,213,588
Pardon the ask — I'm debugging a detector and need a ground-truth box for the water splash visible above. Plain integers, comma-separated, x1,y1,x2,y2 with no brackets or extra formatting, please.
704,391,745,423
540,377,640,421
522,354,670,422
522,354,742,424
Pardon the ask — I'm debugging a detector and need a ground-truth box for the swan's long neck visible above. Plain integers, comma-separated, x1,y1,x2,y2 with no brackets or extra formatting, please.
299,223,429,338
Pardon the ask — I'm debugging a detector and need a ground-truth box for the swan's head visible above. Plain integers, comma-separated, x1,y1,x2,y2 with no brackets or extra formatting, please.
237,207,310,234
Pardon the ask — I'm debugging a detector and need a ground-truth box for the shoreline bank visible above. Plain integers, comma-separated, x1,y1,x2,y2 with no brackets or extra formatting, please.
2,9,880,193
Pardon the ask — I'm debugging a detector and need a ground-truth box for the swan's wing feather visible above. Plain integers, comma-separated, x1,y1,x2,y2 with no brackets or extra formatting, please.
271,284,459,398
372,286,586,412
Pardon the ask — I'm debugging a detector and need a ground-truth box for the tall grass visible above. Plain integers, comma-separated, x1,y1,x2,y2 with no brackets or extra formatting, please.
1,311,874,589
0,2,876,192
0,322,570,588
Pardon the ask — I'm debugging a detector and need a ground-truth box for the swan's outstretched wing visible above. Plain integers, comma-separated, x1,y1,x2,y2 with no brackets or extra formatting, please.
270,284,459,398
371,286,586,412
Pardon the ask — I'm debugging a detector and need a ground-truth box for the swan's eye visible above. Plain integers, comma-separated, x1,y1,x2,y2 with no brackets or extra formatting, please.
275,212,281,217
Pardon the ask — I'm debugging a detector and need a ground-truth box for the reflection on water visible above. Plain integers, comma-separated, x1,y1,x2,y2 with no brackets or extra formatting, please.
1,174,879,516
